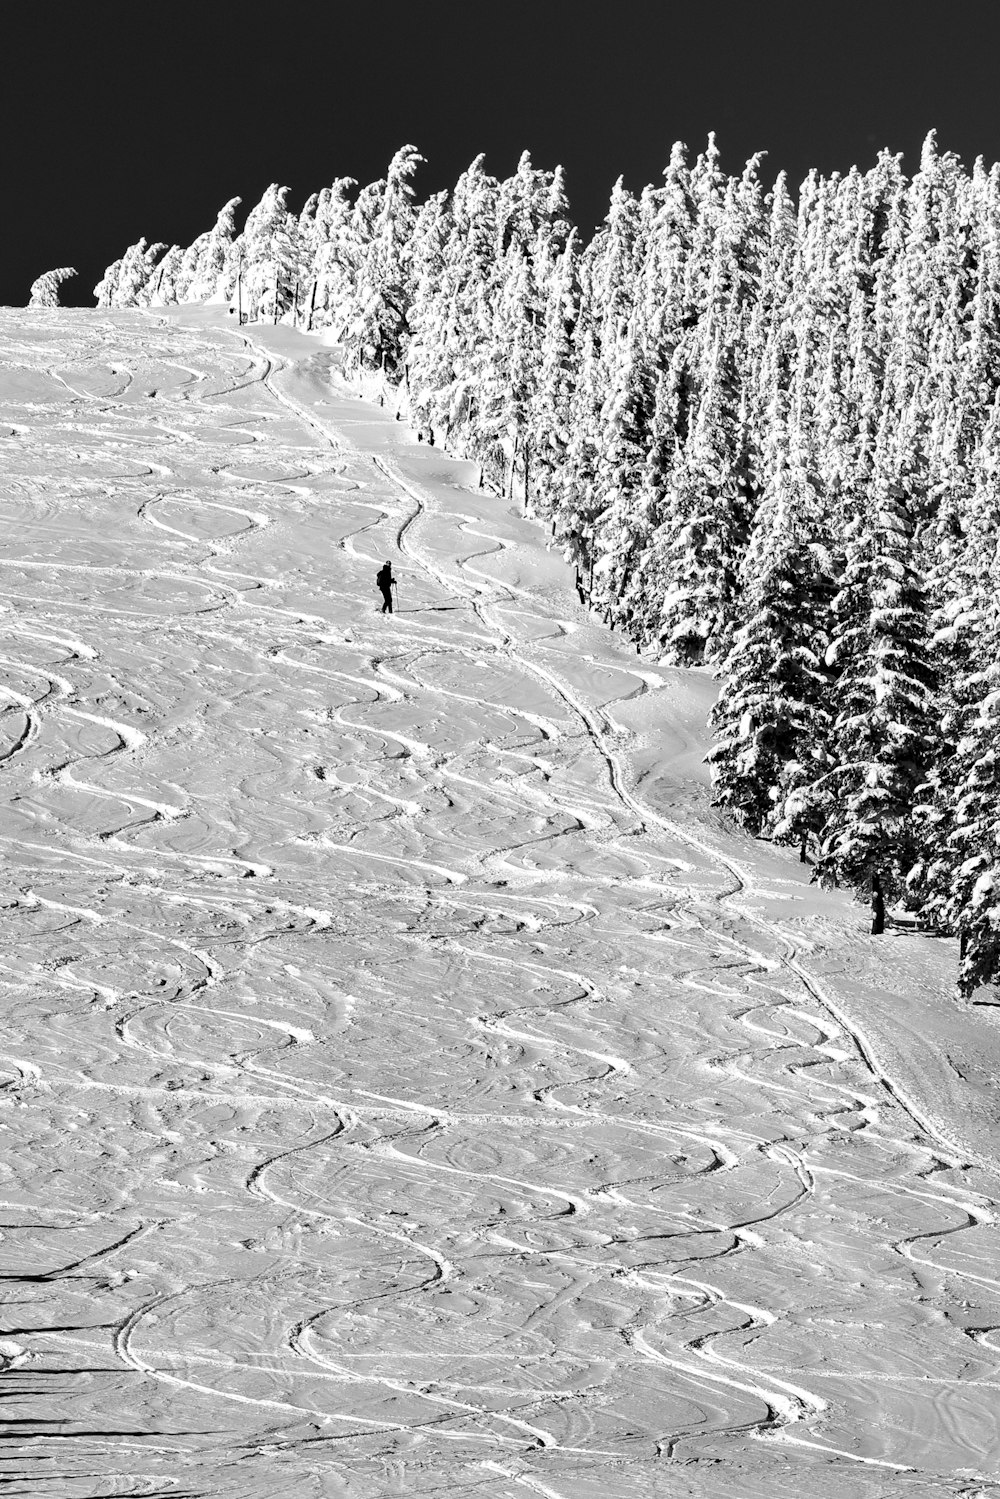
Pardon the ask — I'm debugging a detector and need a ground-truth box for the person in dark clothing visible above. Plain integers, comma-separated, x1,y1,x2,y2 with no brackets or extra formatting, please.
376,560,396,613
871,874,885,935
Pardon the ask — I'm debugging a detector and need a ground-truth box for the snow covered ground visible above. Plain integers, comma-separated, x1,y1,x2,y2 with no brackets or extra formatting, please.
1,304,1000,1498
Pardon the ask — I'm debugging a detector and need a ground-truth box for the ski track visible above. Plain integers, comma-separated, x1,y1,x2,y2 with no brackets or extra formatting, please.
0,306,998,1497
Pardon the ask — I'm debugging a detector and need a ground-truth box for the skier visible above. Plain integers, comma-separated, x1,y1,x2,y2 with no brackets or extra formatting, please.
376,560,397,614
871,873,885,936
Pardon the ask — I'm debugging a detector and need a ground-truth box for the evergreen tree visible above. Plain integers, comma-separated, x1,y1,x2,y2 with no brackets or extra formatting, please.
528,229,579,514
191,196,242,301
408,154,498,443
146,246,184,305
98,239,166,308
236,185,300,323
349,145,424,376
172,232,210,304
488,240,545,496
588,314,659,624
655,328,750,664
93,256,124,307
28,267,76,308
708,449,833,839
304,177,359,334
815,472,937,898
556,175,647,596
939,599,1000,995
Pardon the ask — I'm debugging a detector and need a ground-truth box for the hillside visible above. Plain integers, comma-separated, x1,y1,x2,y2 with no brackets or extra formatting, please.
0,304,999,1497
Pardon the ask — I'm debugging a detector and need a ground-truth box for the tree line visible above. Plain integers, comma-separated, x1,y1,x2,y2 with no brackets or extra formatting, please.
83,135,1000,996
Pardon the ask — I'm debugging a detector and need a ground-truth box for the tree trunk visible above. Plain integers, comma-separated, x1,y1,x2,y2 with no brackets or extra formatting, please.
306,278,318,332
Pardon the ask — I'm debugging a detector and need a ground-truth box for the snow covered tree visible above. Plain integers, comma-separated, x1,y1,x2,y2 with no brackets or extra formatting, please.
348,145,424,376
170,233,210,305
587,315,659,621
527,229,579,512
233,184,301,323
94,239,166,308
910,580,1000,993
305,177,359,335
708,451,834,839
93,256,123,307
814,473,937,899
190,196,241,301
555,175,648,595
407,154,499,443
28,267,76,307
145,245,184,305
942,631,1000,995
654,329,751,664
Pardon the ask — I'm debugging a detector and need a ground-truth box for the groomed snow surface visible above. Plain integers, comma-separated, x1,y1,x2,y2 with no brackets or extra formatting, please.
2,305,1000,1499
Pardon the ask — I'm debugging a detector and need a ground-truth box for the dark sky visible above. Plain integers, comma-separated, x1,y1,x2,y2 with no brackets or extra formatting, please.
6,0,1000,307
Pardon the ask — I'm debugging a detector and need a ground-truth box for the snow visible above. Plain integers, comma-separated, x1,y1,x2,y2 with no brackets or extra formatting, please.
2,302,1000,1495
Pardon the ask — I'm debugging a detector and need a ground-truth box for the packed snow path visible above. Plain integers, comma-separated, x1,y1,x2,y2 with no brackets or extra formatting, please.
2,306,1000,1498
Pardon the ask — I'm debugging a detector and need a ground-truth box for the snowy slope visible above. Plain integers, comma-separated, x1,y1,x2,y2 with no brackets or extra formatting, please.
1,303,999,1498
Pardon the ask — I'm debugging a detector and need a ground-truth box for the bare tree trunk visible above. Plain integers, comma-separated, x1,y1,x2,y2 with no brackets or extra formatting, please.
237,270,242,326
306,278,318,332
